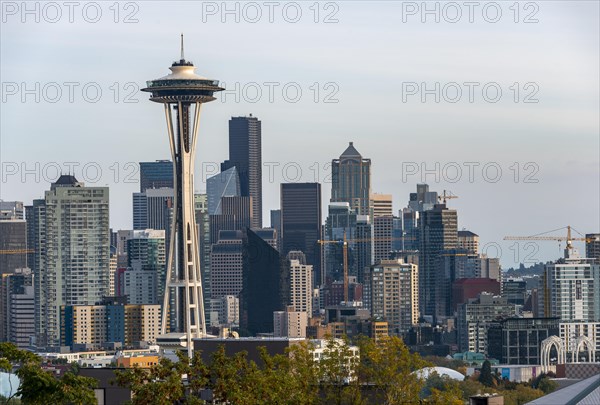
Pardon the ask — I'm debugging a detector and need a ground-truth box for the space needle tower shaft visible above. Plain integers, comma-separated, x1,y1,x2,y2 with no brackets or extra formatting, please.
142,35,223,357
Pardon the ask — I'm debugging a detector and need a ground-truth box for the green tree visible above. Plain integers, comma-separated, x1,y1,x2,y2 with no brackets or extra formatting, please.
532,375,557,394
478,360,495,387
115,350,208,404
358,336,428,405
317,337,362,405
0,342,97,405
502,385,544,405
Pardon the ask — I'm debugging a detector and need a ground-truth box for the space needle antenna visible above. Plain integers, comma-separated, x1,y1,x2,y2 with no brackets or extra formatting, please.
180,33,185,61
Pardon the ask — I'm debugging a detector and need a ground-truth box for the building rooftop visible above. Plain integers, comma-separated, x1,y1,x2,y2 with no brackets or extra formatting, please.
526,374,600,405
340,142,362,158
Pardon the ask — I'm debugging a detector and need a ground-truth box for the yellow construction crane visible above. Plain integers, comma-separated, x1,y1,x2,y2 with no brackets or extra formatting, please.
438,190,458,204
504,226,598,250
0,249,34,255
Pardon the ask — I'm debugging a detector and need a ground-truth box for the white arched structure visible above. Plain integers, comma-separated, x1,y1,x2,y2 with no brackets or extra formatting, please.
573,335,596,363
541,336,566,373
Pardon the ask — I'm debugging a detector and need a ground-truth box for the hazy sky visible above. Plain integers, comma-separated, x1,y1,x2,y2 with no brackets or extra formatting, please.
1,1,599,268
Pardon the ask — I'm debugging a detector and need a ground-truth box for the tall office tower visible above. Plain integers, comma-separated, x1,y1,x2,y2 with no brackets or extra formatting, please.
132,188,174,230
392,217,403,251
355,215,372,283
289,258,313,315
195,194,212,324
586,233,600,262
325,202,358,283
221,115,262,229
542,245,600,321
139,160,173,192
240,229,289,336
419,203,458,320
477,255,501,282
457,293,518,354
370,259,419,336
207,167,240,216
142,40,223,352
270,210,282,251
370,193,393,218
1,268,34,348
331,142,371,216
208,196,253,244
281,183,322,286
0,201,24,219
0,204,27,274
41,175,110,346
373,216,394,264
253,228,278,250
401,208,419,251
408,184,438,212
210,230,244,299
458,230,479,254
25,199,45,347
123,230,166,304
401,184,439,252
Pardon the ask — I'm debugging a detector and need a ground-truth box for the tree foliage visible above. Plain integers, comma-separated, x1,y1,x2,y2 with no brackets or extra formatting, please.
0,342,97,405
478,360,495,387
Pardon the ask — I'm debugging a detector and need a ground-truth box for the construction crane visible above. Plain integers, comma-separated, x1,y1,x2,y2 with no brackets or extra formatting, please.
317,234,414,303
0,249,34,255
504,226,598,250
438,190,458,204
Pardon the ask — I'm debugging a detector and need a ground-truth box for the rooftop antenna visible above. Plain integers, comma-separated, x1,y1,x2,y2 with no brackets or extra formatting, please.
180,33,184,61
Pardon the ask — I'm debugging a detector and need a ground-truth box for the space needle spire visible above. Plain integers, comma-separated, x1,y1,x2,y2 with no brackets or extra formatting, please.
142,36,224,357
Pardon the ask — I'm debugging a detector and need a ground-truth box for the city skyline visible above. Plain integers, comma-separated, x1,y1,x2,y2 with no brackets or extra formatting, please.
1,3,598,268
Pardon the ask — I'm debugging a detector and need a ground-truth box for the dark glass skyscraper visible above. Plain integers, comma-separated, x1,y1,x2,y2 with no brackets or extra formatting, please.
281,183,322,286
331,142,371,216
419,203,458,321
240,229,289,336
221,115,262,229
139,160,173,192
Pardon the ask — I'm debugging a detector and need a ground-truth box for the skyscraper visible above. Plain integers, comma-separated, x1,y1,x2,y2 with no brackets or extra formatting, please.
289,258,313,315
123,230,166,305
209,196,253,244
221,115,262,229
419,203,458,320
206,166,240,215
240,229,289,336
132,188,174,230
281,183,322,286
141,38,223,354
370,259,419,335
586,233,600,262
0,203,26,274
542,246,600,322
331,142,371,216
40,175,110,346
458,230,479,254
1,268,34,348
210,230,244,299
139,160,173,192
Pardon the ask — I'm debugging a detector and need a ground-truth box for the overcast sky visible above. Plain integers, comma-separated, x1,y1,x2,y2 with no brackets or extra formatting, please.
1,1,598,267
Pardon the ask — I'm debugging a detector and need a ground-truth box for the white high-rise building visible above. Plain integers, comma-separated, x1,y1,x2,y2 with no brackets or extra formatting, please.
41,175,110,347
370,259,419,335
542,246,600,322
289,259,313,315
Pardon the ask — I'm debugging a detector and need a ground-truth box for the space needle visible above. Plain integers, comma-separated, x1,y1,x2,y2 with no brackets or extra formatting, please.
142,35,223,357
